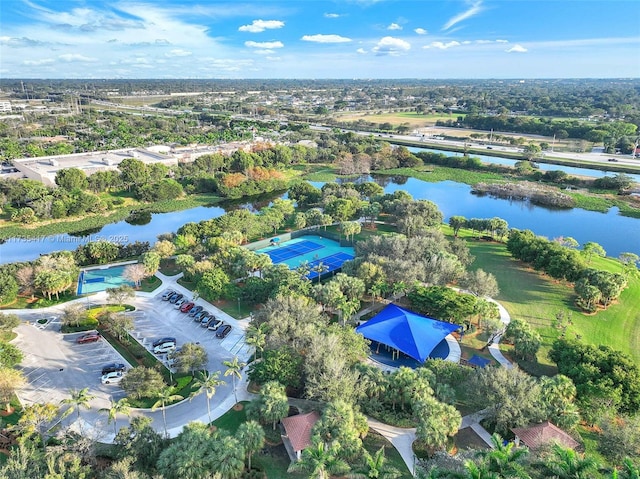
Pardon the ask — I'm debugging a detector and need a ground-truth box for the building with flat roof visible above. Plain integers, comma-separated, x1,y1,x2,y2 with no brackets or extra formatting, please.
13,147,177,186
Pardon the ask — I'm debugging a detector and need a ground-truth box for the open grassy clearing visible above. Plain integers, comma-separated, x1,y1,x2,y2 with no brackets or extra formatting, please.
335,111,464,127
457,230,640,370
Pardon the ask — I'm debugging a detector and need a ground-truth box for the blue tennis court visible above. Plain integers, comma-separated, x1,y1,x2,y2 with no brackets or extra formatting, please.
307,252,355,279
264,240,324,263
256,236,354,280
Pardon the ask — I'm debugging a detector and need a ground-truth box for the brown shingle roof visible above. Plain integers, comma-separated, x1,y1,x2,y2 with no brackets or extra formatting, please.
281,411,320,452
511,421,579,450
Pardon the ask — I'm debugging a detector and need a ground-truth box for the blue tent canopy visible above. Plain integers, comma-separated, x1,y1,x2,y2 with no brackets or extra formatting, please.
356,304,460,363
468,355,491,368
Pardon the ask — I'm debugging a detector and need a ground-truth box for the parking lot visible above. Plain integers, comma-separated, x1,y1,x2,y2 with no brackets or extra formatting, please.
13,320,128,408
131,289,252,373
10,281,252,437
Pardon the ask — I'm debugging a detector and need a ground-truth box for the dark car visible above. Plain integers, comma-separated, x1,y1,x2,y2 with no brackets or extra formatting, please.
608,158,618,162
180,302,195,313
77,332,100,344
188,305,203,317
193,310,208,322
101,363,126,375
215,324,232,339
169,293,183,304
152,337,176,348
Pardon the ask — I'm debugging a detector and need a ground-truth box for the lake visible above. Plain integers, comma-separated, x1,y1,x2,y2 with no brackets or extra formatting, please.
408,146,640,183
1,175,639,264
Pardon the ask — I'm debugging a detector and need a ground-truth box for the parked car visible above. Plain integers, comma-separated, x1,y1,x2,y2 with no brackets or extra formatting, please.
169,293,183,304
201,315,217,327
215,324,232,339
153,342,177,354
101,371,124,384
608,158,618,162
77,332,100,344
188,305,203,317
174,298,187,308
207,318,222,331
152,337,176,347
180,302,195,313
161,290,175,300
193,310,208,322
101,363,126,375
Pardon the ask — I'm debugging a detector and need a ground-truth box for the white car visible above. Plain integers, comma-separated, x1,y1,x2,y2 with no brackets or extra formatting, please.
101,371,124,384
153,342,176,354
174,298,186,308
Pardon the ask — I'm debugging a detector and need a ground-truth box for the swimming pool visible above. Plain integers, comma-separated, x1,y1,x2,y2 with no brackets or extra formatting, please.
77,264,136,295
256,235,355,279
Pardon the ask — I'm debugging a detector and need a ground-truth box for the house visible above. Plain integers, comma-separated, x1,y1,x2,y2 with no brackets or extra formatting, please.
280,411,320,461
511,421,580,451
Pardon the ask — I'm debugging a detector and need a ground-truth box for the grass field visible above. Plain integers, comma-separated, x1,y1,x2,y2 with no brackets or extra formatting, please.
457,230,640,371
336,111,464,128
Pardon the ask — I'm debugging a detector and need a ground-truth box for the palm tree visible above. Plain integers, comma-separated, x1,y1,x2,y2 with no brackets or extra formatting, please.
296,260,311,279
236,420,265,471
190,370,224,423
245,323,267,359
212,434,245,479
99,397,131,436
618,458,640,479
152,387,182,437
288,440,350,479
311,261,328,284
543,444,600,479
348,447,401,479
223,356,246,404
480,434,531,479
464,460,500,479
61,387,95,421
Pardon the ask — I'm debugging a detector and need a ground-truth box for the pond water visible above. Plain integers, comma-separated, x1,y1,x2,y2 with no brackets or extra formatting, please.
1,175,639,264
408,146,640,183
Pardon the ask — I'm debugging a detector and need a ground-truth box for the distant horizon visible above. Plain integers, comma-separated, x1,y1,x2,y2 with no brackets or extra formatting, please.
1,0,639,79
2,77,639,82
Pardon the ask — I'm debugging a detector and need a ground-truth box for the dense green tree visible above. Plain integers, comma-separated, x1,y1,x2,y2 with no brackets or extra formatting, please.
0,313,20,331
54,168,88,191
466,366,543,435
0,342,23,368
414,396,461,456
598,415,640,465
248,380,289,430
121,367,165,400
347,446,402,479
460,269,499,298
248,346,304,388
0,367,25,411
106,284,135,307
115,416,166,474
480,434,531,479
313,400,368,460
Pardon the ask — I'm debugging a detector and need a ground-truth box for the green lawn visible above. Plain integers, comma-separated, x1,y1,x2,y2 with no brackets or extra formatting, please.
461,232,640,371
211,401,248,433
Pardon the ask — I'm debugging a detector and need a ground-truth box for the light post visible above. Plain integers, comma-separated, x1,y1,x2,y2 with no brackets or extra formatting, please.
237,297,241,317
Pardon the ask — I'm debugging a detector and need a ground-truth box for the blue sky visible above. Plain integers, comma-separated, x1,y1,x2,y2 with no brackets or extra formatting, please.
1,0,639,79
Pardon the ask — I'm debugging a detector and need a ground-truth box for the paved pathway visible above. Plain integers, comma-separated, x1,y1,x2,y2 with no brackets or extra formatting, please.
486,298,513,369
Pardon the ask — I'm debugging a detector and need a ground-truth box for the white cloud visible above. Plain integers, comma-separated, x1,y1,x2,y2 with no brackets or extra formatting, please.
357,48,367,54
301,34,352,43
324,13,341,18
23,58,55,65
387,23,402,31
496,39,508,43
238,19,284,33
414,28,428,35
165,48,192,57
244,40,284,49
506,44,527,53
254,49,275,55
424,41,461,50
442,0,484,31
372,36,411,56
58,53,97,62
